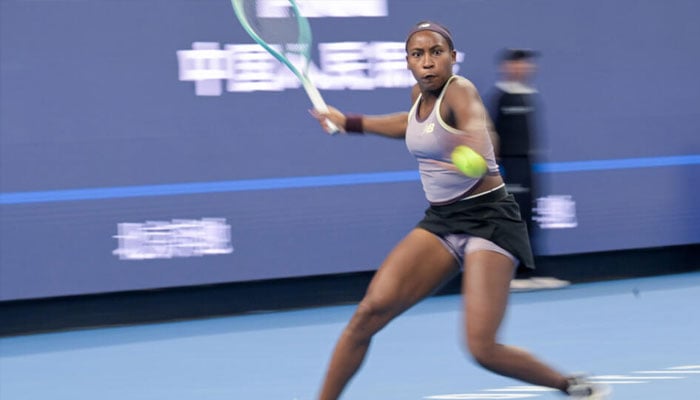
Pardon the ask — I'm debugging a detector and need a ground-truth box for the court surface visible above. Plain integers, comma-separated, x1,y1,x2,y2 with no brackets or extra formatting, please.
1,271,699,400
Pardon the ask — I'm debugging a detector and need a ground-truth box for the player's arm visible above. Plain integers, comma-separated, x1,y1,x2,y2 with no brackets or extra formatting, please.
441,77,477,132
357,112,408,139
312,107,407,139
440,77,499,163
311,107,407,138
311,85,419,139
486,113,500,157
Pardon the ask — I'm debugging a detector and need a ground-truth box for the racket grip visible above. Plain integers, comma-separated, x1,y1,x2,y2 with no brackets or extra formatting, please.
313,105,339,135
303,80,339,135
323,117,340,135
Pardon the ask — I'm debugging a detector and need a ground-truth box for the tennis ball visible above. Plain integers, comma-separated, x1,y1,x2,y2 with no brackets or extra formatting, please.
451,145,487,178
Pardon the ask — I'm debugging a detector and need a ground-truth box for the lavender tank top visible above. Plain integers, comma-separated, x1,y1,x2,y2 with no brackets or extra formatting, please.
405,76,499,204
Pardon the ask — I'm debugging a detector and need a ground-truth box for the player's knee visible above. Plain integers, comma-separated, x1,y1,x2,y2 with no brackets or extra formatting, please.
346,299,393,340
355,298,393,324
466,337,498,369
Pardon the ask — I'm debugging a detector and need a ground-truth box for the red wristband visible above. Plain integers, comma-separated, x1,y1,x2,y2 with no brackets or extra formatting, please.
344,114,364,133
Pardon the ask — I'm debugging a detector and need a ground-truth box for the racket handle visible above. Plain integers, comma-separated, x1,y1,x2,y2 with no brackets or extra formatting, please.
320,113,340,135
303,80,340,135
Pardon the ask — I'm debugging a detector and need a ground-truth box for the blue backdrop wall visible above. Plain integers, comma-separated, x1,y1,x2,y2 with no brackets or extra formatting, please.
1,0,699,301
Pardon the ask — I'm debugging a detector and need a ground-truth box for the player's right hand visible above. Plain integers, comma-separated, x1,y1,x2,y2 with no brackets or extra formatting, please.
309,106,345,134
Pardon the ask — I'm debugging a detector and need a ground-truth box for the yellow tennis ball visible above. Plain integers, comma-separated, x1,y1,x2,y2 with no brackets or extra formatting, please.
451,145,487,178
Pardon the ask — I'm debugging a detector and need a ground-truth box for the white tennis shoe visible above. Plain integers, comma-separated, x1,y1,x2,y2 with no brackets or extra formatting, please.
566,376,612,399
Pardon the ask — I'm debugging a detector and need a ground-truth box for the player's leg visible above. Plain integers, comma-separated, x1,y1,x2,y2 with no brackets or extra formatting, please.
318,228,459,400
462,249,570,391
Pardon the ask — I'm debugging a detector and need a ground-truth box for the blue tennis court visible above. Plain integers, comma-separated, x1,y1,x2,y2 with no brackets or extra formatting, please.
2,271,699,400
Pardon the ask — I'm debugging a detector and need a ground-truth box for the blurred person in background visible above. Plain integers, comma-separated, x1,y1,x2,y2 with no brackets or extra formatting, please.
488,48,569,291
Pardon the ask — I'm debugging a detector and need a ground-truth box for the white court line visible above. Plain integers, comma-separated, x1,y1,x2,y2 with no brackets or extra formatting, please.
425,395,538,399
484,386,557,392
592,375,683,380
424,364,699,399
667,365,700,370
635,370,700,374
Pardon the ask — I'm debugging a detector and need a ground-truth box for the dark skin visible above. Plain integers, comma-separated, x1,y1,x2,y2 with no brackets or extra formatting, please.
313,30,570,400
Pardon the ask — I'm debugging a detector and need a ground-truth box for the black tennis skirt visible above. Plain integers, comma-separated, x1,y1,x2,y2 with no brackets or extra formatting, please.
417,186,535,270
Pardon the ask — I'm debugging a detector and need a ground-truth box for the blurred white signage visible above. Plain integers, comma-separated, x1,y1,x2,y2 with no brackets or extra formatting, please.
113,218,234,260
177,42,464,96
258,0,388,18
534,195,578,229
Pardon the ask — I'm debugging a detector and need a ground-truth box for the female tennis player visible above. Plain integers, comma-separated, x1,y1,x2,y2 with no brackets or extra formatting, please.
311,21,608,399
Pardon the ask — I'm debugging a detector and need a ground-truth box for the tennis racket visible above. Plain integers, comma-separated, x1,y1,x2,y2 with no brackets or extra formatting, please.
231,0,339,134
